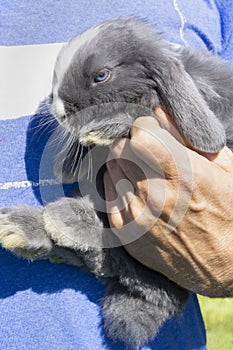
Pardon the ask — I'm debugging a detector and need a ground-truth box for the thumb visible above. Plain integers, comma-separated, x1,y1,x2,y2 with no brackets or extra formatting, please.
154,107,220,161
130,114,191,179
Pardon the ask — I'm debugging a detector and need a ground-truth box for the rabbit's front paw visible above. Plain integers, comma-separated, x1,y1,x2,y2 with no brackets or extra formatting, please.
43,197,103,251
0,206,52,259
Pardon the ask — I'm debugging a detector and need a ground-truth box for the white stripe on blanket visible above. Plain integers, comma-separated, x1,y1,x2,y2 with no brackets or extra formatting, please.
0,43,64,120
0,179,62,190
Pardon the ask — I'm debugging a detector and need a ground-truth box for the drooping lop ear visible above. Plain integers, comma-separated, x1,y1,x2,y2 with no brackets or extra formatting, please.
147,58,226,152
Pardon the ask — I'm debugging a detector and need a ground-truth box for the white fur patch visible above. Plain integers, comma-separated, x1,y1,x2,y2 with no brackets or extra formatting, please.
0,220,27,250
54,25,101,85
51,24,102,123
79,132,113,146
51,95,66,122
52,24,102,95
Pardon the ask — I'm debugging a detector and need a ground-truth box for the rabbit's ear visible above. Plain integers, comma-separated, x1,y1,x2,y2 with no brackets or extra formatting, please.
149,59,226,152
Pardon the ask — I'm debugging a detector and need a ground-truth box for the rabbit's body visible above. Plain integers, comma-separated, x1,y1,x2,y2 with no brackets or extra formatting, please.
0,18,233,349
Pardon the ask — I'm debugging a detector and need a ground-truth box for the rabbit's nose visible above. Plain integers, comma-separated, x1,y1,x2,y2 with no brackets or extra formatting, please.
55,111,67,124
59,114,66,123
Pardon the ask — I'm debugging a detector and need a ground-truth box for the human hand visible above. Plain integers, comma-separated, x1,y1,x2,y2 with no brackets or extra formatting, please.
104,108,233,297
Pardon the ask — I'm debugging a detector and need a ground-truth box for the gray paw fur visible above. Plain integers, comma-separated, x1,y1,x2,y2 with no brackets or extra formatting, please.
43,196,104,250
0,198,108,276
0,198,188,349
0,201,189,349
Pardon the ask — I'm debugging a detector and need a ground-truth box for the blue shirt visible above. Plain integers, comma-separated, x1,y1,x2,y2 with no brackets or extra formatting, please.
1,1,232,348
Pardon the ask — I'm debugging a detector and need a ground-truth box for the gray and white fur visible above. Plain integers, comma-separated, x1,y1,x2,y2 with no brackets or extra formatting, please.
1,17,233,349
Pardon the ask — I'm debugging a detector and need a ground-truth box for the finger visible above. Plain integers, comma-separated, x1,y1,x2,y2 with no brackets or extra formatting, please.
154,107,185,144
185,145,227,167
104,169,118,201
106,158,173,219
105,159,150,219
104,171,156,245
105,160,136,215
104,167,148,244
130,116,191,179
108,138,154,193
201,145,233,170
155,107,221,160
104,170,124,228
153,111,231,169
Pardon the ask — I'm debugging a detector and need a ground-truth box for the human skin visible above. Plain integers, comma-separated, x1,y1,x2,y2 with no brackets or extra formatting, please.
104,107,233,297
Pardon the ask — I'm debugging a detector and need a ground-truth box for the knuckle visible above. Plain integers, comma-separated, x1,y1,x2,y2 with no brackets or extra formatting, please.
131,126,148,144
108,211,123,229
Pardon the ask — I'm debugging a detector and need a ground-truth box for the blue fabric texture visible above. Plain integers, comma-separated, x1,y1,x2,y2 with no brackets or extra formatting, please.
1,0,232,348
0,113,206,350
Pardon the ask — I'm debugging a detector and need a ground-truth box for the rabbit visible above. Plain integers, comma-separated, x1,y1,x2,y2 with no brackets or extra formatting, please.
1,17,233,349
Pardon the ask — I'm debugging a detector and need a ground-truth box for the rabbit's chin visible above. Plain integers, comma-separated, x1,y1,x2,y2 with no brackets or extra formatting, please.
78,126,130,146
57,102,155,146
79,133,114,146
77,117,132,147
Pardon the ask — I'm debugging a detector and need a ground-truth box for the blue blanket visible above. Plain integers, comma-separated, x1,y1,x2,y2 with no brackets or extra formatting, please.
1,1,232,349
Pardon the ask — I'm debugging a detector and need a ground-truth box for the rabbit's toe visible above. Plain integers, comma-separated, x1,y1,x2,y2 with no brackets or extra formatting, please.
0,207,52,259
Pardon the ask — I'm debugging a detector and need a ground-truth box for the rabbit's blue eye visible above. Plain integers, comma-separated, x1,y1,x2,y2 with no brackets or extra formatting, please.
93,69,111,84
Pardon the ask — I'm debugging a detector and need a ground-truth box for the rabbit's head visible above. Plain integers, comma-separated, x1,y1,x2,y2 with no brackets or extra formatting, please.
51,17,226,152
